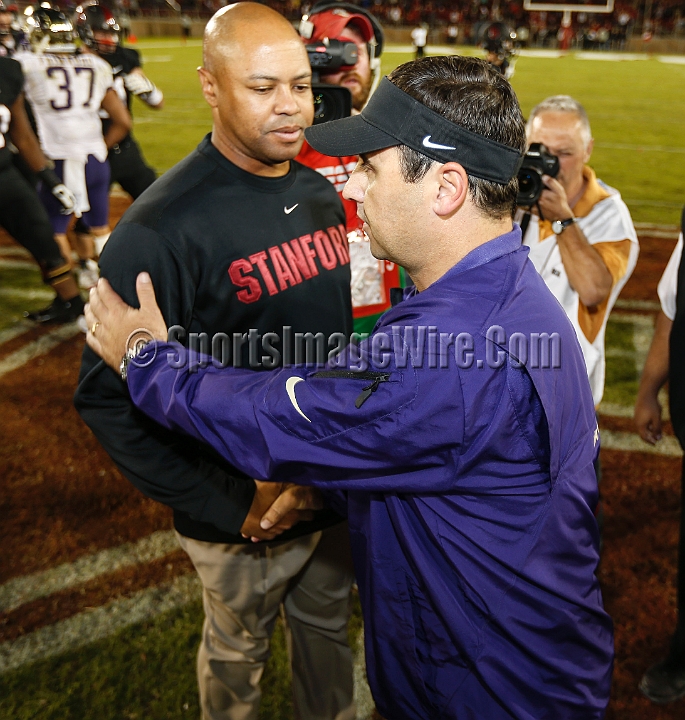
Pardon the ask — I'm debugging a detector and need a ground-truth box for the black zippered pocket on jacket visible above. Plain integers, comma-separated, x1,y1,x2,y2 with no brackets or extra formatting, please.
310,370,392,409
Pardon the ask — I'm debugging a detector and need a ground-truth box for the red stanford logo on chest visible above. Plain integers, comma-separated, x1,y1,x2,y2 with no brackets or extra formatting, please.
228,225,350,304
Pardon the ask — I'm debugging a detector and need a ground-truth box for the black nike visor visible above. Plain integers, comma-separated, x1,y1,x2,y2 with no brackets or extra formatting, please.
305,77,523,185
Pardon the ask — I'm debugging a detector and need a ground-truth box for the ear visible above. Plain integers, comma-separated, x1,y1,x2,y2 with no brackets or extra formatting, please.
584,137,594,164
198,67,218,108
432,162,468,217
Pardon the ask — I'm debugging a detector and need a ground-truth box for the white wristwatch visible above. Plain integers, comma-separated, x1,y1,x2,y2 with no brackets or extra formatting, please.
551,217,576,235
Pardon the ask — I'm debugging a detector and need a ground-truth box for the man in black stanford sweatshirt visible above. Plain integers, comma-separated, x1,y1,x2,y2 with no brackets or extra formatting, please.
74,5,356,720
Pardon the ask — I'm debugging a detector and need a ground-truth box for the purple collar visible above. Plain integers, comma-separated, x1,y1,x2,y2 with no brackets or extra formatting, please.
403,224,522,301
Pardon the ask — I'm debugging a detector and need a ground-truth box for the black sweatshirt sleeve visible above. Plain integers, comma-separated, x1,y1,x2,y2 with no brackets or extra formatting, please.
74,222,256,534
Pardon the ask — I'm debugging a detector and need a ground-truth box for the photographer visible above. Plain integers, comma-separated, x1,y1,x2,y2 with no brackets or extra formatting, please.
296,2,381,230
518,95,638,406
296,3,398,332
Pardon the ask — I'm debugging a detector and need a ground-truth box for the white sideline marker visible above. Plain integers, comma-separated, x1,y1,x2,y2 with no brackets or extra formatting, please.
0,323,82,380
0,530,179,614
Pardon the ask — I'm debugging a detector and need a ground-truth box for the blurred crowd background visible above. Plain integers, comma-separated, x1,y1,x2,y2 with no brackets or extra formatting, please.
6,0,685,51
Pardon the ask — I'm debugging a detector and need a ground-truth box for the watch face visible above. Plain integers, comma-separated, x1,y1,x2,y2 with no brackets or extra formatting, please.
133,337,150,354
552,218,574,234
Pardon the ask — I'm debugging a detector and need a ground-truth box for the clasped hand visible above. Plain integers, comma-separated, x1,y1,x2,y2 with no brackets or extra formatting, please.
241,481,324,542
84,273,323,543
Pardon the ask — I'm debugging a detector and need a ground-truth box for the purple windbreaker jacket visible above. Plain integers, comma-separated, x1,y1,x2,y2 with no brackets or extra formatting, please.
127,228,614,719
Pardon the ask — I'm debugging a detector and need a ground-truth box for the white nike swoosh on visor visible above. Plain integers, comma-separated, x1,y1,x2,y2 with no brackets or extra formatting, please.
284,204,299,214
286,377,311,422
422,135,456,151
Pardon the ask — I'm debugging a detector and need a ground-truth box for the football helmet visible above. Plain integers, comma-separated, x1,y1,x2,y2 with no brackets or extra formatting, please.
24,4,77,53
74,1,120,54
480,21,515,59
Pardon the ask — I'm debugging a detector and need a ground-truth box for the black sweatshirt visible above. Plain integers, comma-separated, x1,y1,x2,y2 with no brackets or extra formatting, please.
0,57,23,171
75,135,353,543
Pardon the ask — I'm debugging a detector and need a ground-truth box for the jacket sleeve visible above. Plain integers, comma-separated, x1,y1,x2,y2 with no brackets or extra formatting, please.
74,222,256,534
127,339,461,493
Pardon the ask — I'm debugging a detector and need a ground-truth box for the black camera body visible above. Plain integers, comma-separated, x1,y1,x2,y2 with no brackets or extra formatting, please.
517,143,560,206
306,38,358,71
305,39,357,124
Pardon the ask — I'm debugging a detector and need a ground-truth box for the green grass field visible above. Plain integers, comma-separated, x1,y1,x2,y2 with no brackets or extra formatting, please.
1,38,683,720
0,596,364,720
130,39,685,225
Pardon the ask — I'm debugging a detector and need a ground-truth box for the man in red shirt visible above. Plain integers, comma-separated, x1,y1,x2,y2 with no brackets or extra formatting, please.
296,3,399,332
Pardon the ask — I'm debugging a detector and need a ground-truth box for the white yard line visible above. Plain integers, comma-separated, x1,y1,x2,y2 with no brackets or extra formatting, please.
624,199,685,208
0,247,31,258
606,347,638,359
0,259,40,271
0,530,179,614
598,391,670,420
0,568,374,712
0,288,54,302
658,55,685,64
131,40,203,49
601,429,682,457
576,52,647,61
596,142,685,154
0,574,201,675
613,299,661,312
634,225,681,240
0,321,34,347
353,628,374,720
0,323,82,379
140,55,172,62
598,401,634,418
632,317,654,377
635,230,681,239
634,222,680,232
517,49,564,58
609,312,654,327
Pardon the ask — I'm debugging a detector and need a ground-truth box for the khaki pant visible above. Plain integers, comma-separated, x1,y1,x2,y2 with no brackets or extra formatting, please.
177,523,356,720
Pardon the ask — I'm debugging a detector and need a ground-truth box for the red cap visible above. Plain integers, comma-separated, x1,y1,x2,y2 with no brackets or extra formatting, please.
309,8,374,43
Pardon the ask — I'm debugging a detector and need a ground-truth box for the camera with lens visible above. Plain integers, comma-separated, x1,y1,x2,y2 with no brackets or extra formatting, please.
305,38,357,124
516,143,560,207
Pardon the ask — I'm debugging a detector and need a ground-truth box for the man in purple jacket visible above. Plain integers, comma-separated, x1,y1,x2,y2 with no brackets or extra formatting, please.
84,56,614,719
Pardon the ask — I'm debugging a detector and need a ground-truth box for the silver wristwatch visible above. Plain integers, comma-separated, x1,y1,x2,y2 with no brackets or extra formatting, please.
119,331,153,382
551,217,576,235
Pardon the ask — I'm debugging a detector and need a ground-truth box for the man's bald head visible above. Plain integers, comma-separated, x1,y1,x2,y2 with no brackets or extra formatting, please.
197,1,314,176
203,2,302,74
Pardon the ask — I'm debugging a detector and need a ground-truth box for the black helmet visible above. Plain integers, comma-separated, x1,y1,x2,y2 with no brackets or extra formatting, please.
481,21,514,56
74,1,120,53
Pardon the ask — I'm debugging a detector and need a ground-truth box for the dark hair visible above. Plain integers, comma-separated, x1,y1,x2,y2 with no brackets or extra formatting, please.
388,56,526,219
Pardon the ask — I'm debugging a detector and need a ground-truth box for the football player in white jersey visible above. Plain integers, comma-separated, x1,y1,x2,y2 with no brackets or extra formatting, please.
18,4,130,286
75,2,162,200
